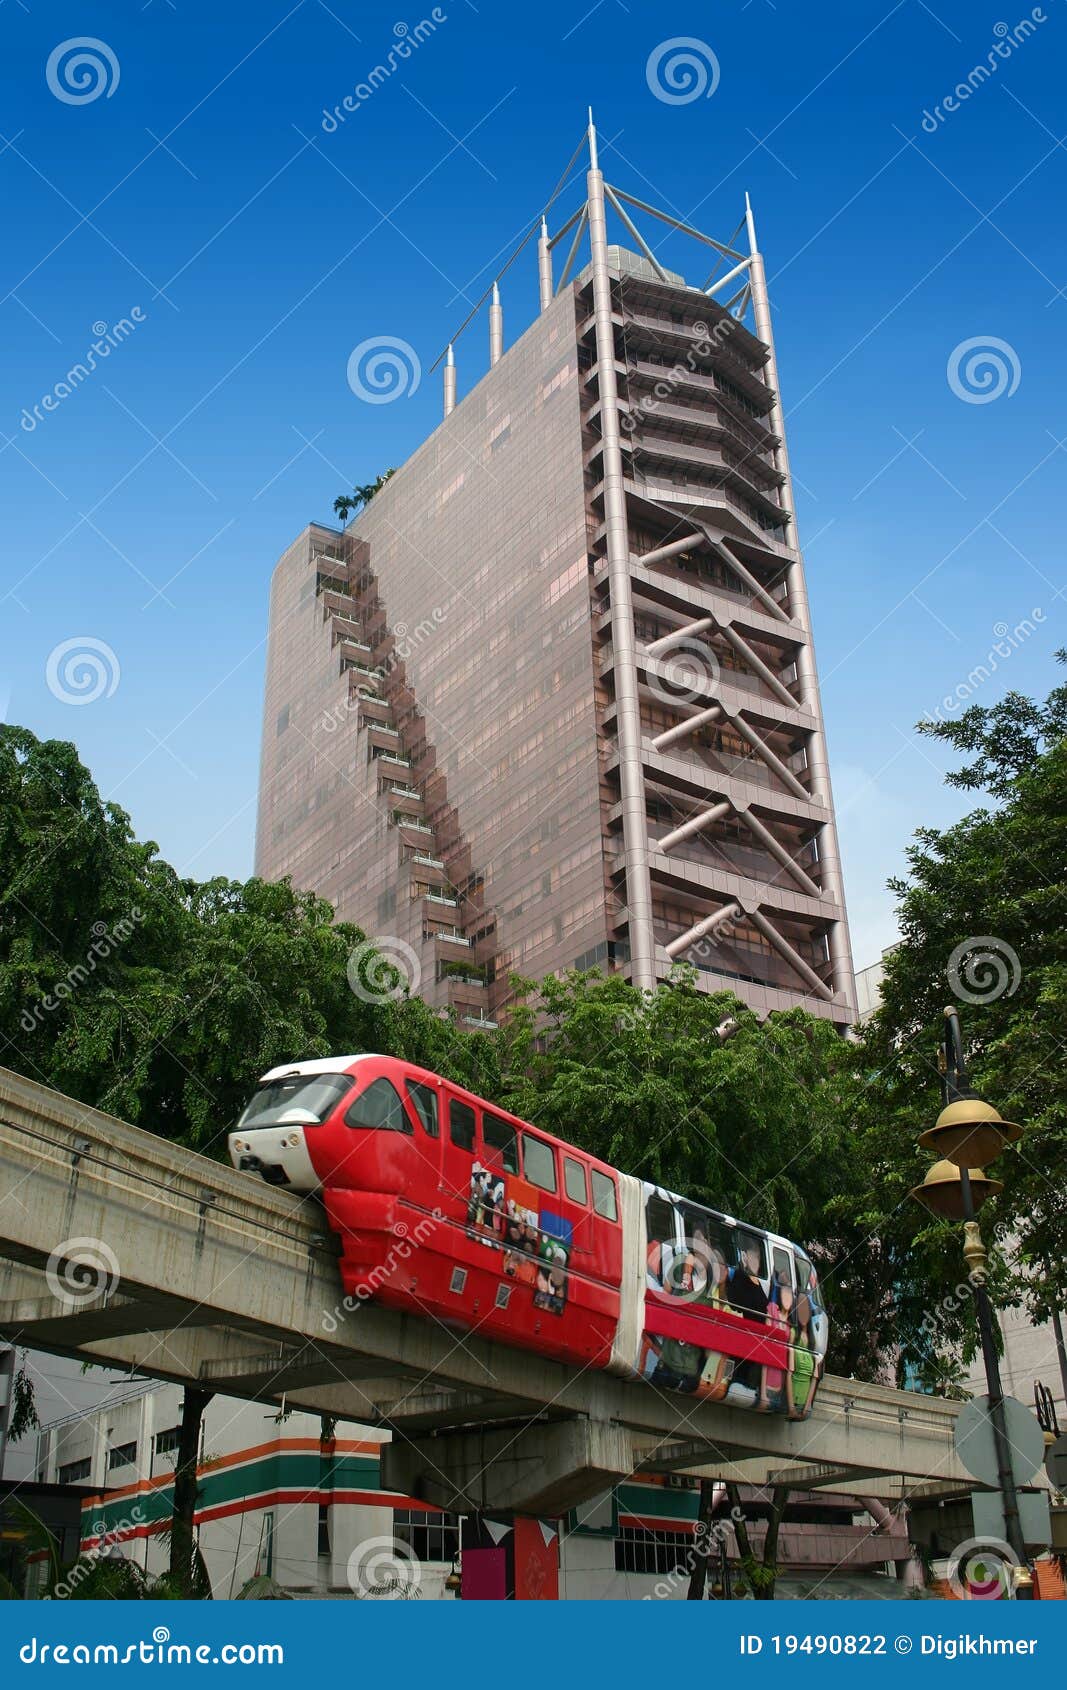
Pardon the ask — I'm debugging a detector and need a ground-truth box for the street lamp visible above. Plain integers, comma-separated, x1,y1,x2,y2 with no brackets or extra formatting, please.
909,1005,1033,1599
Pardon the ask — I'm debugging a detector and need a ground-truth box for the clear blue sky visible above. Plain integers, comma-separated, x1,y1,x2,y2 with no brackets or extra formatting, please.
2,0,1064,970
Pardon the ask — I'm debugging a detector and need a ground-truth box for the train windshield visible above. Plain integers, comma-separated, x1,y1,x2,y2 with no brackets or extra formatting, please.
238,1072,354,1129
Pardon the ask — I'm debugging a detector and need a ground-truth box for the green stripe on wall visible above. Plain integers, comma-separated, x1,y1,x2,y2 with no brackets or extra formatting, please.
83,1452,382,1535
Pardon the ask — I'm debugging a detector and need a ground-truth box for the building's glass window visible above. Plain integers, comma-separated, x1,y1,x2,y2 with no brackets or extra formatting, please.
393,1507,461,1563
58,1458,91,1485
154,1427,181,1458
107,1441,138,1471
614,1524,692,1576
317,1504,331,1558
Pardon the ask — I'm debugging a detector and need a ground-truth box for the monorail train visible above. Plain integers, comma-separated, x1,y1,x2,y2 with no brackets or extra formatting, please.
229,1054,827,1417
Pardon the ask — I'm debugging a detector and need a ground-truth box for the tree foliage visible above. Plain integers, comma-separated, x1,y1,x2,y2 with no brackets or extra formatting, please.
333,470,397,526
841,661,1067,1380
497,969,884,1379
0,725,473,1150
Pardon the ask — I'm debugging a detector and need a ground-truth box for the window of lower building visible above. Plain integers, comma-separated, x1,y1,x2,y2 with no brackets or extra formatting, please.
614,1524,693,1576
317,1503,331,1558
394,1507,461,1564
58,1458,91,1485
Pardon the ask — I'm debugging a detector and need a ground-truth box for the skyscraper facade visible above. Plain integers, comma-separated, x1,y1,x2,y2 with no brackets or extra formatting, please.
255,124,857,1030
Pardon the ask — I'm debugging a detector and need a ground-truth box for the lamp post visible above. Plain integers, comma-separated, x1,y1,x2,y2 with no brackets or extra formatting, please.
909,1006,1033,1599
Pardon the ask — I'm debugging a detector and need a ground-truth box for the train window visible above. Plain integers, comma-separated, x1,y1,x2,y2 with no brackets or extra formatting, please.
771,1245,793,1295
564,1156,588,1204
449,1099,476,1152
406,1080,438,1137
523,1133,556,1193
239,1072,353,1128
681,1205,731,1277
645,1191,678,1249
731,1229,767,1278
344,1077,411,1133
591,1169,617,1223
483,1111,519,1174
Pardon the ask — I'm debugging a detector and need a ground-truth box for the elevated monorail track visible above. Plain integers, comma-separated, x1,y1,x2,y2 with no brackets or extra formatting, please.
0,1066,976,1512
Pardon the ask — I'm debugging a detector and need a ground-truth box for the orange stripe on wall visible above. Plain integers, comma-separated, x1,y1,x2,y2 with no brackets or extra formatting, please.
81,1436,382,1506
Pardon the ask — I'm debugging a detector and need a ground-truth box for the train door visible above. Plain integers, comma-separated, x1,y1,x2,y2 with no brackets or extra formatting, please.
439,1091,478,1226
399,1073,444,1209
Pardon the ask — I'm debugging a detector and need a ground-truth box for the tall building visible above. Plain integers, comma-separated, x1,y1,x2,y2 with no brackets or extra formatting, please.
255,121,856,1029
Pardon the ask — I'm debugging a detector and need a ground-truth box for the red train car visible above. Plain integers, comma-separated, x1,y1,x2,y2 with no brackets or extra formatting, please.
229,1054,827,1416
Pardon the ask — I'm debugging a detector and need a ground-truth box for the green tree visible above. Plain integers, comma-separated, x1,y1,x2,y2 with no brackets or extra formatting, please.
497,968,886,1378
842,660,1067,1380
0,725,467,1151
333,469,397,526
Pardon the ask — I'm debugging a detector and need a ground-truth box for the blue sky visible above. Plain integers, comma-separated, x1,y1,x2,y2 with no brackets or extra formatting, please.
1,0,1064,970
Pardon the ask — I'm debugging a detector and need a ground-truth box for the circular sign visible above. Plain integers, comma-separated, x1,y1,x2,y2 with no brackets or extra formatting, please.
954,1394,1046,1488
1045,1432,1067,1493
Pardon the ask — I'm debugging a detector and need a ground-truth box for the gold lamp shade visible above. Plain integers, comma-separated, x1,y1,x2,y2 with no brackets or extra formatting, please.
918,1098,1023,1169
909,1159,1003,1220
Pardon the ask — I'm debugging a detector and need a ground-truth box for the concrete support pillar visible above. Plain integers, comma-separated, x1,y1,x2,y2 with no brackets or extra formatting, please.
381,1417,635,1517
746,197,856,1017
586,118,657,991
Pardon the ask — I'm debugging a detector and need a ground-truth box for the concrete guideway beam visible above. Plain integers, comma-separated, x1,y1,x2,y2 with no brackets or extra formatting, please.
0,1066,973,1493
382,1418,636,1517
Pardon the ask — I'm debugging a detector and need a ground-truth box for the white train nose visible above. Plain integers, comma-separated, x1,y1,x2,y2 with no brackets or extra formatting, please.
228,1125,321,1193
